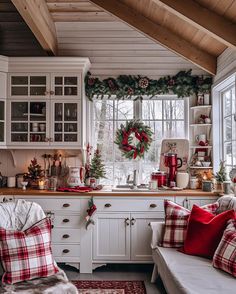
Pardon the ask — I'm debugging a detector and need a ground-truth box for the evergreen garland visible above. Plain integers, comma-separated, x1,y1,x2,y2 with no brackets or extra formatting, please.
90,149,106,179
85,70,212,101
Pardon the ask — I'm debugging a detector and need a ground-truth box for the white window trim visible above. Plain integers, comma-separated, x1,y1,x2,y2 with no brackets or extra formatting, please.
87,95,189,185
212,72,236,173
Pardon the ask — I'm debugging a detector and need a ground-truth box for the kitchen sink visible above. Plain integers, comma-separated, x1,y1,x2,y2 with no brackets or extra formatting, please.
111,185,158,192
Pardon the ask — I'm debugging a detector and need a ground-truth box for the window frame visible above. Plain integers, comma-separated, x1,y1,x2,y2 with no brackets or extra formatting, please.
89,95,189,185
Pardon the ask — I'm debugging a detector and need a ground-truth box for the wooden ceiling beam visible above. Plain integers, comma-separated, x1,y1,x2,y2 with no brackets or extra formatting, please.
11,0,57,55
89,0,216,74
153,0,236,48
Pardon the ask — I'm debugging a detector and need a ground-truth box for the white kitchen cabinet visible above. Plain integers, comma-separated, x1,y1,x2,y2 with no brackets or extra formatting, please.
130,213,160,261
175,196,219,209
0,99,6,146
93,213,130,261
9,74,50,99
1,57,91,149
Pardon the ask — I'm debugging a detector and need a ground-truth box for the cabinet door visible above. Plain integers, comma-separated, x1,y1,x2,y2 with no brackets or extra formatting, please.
0,100,5,145
51,74,81,99
8,100,50,146
51,100,81,146
175,196,218,209
130,213,161,261
93,213,130,261
9,74,50,98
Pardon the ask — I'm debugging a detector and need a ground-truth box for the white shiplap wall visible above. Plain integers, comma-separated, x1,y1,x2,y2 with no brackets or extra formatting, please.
56,21,207,78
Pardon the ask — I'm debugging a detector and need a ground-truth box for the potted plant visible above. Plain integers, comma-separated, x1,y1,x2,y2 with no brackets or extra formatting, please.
26,157,44,188
89,149,106,186
215,160,227,191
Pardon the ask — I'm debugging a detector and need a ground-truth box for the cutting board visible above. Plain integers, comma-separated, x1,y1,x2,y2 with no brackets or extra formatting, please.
159,139,189,172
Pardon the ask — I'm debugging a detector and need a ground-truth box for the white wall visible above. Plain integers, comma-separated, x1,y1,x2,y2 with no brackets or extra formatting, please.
0,149,82,177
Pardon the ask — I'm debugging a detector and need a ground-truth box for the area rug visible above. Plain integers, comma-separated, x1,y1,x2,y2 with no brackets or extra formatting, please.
72,280,146,294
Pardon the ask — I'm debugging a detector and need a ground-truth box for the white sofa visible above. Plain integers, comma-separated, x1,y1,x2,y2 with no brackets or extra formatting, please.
150,222,236,294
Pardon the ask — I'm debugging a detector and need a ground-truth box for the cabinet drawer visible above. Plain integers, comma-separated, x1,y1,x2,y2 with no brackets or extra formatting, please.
52,244,80,258
94,197,174,212
25,198,81,212
52,229,80,243
52,214,81,228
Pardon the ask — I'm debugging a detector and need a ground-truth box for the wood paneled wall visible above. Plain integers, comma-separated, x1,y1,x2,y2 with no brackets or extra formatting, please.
0,0,46,56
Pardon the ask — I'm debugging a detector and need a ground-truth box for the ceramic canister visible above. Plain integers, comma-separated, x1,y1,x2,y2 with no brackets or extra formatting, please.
176,172,189,189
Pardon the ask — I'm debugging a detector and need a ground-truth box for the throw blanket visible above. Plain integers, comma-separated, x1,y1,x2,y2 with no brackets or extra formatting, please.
0,270,78,294
216,195,236,214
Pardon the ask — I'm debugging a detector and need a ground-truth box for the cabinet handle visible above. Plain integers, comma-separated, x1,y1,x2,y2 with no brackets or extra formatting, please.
44,90,49,95
50,90,55,95
62,249,70,254
150,203,157,208
63,218,70,223
131,217,136,225
63,234,70,239
104,203,111,208
49,138,53,142
63,203,70,208
51,225,54,229
125,218,130,226
45,137,49,142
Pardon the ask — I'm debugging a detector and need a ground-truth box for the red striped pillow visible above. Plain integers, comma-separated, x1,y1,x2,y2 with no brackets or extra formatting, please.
161,200,219,248
213,219,236,276
0,218,58,284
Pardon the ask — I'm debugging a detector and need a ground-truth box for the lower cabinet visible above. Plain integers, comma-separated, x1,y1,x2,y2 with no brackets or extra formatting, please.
93,211,161,262
175,196,219,209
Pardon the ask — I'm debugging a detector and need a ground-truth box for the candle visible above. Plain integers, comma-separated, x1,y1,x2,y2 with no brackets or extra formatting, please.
38,180,45,190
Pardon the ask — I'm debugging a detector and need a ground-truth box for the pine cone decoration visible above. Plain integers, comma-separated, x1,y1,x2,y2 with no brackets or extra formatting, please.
138,77,149,89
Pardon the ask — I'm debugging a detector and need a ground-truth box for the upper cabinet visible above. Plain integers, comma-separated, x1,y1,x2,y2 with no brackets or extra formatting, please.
3,57,91,149
9,74,49,98
0,100,5,146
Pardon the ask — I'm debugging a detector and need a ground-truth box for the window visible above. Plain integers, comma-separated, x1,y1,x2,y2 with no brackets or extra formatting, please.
222,86,236,170
92,97,188,185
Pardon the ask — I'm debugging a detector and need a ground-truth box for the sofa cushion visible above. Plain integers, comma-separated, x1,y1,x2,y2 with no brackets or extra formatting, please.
161,200,219,248
153,246,236,294
180,205,235,258
0,218,58,284
213,219,236,277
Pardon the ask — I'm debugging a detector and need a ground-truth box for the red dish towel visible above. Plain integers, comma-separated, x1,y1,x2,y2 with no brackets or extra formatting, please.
57,186,93,193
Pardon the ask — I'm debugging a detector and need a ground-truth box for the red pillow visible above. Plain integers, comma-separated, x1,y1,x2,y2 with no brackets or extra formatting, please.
161,200,220,248
213,219,236,277
0,218,58,284
180,205,235,259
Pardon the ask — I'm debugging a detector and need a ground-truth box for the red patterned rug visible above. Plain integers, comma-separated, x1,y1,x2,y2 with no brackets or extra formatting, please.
72,280,146,294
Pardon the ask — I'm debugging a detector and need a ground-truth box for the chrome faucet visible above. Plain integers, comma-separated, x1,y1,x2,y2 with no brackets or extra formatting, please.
126,170,138,188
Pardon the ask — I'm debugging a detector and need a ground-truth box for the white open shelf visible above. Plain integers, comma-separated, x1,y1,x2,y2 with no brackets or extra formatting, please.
190,105,212,110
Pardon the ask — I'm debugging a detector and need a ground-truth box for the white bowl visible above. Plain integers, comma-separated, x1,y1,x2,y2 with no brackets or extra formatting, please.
202,161,211,167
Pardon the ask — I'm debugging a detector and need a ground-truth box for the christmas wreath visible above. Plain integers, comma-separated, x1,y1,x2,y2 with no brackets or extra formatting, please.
115,120,153,160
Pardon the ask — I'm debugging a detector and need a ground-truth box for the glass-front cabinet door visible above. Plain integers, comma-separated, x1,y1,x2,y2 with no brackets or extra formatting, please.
0,100,5,145
10,74,49,98
51,74,81,99
52,101,81,146
9,101,49,145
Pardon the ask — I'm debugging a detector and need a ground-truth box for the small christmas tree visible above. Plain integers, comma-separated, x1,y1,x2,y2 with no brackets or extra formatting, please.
90,149,106,179
215,160,227,183
27,157,44,181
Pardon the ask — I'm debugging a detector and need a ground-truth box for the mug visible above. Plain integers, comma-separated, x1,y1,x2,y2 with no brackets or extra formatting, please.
190,177,198,189
202,180,213,192
196,134,206,143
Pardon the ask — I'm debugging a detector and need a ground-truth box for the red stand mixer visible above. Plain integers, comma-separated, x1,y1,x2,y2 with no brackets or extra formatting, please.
164,153,182,187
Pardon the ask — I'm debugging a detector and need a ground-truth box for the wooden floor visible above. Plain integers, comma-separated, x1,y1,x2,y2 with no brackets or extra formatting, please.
61,263,166,294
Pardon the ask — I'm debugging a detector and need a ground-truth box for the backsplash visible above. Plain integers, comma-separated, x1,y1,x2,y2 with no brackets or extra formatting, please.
0,149,82,177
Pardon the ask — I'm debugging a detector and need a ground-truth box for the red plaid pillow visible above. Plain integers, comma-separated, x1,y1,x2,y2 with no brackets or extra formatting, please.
161,200,219,248
213,219,236,277
0,218,58,284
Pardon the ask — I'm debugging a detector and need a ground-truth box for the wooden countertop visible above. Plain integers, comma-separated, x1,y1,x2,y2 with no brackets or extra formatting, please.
0,188,221,197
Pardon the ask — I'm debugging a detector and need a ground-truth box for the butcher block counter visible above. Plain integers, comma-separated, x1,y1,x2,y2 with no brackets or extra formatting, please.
0,187,221,197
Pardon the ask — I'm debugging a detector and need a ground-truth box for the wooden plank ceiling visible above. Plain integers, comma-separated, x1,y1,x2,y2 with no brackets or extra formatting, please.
0,0,46,56
7,0,236,76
